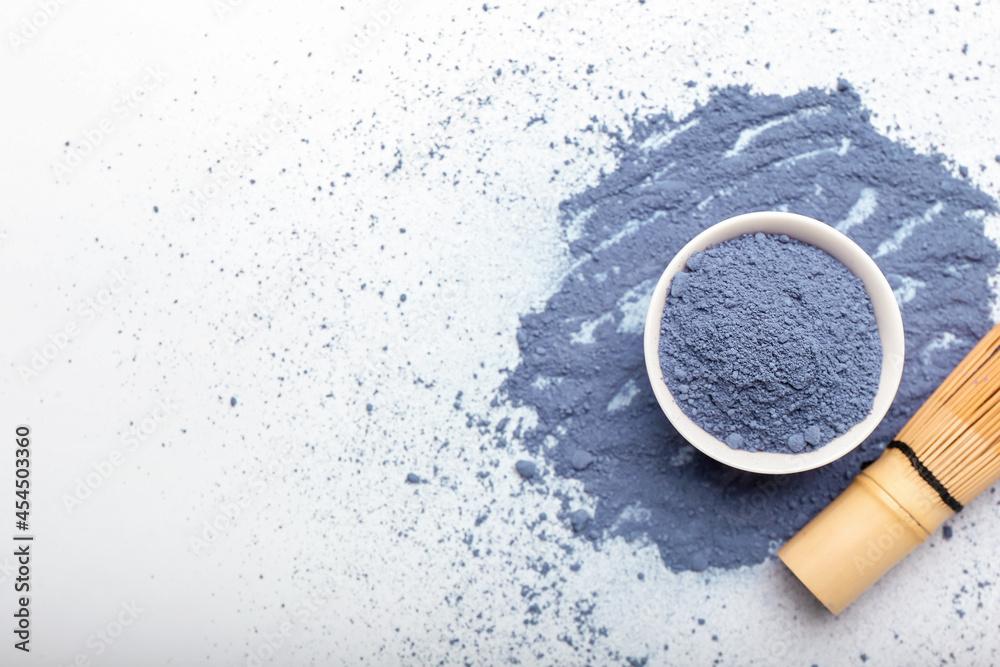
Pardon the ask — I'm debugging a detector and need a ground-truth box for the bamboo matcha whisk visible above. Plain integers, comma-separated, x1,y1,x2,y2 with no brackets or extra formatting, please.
779,322,1000,614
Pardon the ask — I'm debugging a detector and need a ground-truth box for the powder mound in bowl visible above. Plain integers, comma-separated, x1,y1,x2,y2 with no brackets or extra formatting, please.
658,232,882,454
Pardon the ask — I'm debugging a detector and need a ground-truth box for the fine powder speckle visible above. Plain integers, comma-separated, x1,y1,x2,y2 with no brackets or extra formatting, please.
498,81,999,572
658,233,882,453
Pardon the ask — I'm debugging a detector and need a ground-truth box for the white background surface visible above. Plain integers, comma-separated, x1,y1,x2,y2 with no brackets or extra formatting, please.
1,1,999,665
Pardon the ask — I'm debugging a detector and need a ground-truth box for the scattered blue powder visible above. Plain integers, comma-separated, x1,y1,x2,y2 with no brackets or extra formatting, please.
498,81,999,572
658,233,881,453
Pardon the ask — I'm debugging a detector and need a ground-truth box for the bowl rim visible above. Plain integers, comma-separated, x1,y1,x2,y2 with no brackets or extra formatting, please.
643,211,905,474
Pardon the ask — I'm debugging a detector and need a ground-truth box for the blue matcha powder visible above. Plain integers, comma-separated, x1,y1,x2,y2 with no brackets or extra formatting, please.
659,232,881,453
498,81,998,572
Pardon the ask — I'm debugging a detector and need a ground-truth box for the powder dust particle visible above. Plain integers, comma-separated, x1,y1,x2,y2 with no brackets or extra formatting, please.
569,509,591,532
515,459,537,478
659,233,881,453
569,449,594,470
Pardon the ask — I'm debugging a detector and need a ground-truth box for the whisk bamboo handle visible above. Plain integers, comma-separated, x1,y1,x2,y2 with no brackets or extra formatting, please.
777,447,954,614
779,323,1000,613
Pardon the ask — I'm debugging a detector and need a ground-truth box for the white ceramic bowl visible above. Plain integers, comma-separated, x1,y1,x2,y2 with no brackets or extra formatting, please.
643,211,905,474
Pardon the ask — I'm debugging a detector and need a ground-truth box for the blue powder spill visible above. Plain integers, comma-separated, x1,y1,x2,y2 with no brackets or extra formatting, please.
498,81,999,572
659,233,881,453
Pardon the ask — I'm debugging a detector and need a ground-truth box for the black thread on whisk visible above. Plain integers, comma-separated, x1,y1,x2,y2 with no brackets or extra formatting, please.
887,440,964,513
